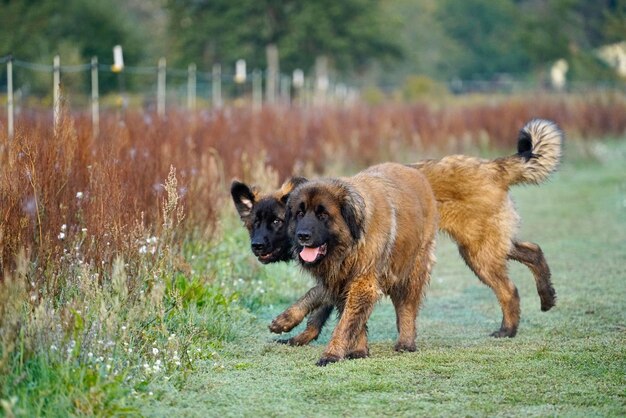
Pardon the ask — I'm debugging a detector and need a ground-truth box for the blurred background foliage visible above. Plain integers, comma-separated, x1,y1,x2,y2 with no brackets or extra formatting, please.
1,0,625,92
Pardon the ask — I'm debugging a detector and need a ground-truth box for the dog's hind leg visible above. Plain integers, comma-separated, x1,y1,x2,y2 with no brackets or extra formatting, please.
390,251,433,352
278,304,333,346
508,241,556,311
459,245,520,338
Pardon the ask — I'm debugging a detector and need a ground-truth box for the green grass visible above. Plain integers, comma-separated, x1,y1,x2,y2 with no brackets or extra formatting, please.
135,140,626,417
3,139,623,417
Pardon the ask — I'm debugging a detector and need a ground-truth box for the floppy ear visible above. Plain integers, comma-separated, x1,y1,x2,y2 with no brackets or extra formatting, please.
230,180,256,220
278,176,308,204
341,187,366,241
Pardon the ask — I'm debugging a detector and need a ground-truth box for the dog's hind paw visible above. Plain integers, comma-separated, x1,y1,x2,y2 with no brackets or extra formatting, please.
316,355,341,367
490,327,517,338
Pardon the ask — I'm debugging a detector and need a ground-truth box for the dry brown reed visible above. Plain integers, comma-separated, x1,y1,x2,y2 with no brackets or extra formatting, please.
1,91,625,277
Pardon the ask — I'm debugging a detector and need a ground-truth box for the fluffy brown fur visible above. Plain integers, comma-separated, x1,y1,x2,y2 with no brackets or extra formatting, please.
284,163,437,365
269,119,562,343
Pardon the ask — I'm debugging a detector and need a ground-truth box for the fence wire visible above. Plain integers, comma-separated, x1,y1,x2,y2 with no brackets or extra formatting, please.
1,54,356,139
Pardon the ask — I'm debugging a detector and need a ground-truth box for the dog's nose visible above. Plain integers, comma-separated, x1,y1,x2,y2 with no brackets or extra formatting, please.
251,242,265,252
297,231,311,243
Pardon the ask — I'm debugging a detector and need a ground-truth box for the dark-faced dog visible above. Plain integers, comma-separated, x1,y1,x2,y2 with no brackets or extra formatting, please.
231,177,307,264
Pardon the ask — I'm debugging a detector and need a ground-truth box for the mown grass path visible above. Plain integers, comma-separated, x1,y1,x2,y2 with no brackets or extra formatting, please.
141,143,626,417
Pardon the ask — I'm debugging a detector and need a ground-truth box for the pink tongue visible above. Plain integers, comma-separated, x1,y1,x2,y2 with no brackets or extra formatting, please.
300,246,320,262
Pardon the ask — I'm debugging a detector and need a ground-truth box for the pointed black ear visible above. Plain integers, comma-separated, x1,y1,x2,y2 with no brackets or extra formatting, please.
278,176,308,204
231,180,256,220
341,188,365,241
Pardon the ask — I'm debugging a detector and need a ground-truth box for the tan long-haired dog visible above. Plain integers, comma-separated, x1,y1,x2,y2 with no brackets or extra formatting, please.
285,163,438,365
267,119,562,343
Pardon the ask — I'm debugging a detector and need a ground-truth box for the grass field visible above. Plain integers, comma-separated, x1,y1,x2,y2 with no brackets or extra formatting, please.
1,103,625,416
136,140,626,417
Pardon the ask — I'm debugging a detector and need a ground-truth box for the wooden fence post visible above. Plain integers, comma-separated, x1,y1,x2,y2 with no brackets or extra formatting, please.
7,56,14,140
252,69,262,110
280,74,291,105
157,57,166,118
53,55,60,132
266,44,278,104
314,55,329,106
187,63,196,112
212,64,222,109
91,57,99,137
292,69,304,107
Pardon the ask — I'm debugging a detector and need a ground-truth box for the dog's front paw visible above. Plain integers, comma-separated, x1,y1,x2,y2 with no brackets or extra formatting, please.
316,354,342,367
269,309,303,334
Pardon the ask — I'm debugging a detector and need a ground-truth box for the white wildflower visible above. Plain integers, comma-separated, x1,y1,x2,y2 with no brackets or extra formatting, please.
58,232,65,240
76,192,83,199
152,347,159,356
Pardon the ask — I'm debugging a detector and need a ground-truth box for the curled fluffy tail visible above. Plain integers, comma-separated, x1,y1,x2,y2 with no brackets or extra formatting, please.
506,119,563,186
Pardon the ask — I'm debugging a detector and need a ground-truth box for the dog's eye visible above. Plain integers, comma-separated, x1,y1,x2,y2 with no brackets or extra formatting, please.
296,210,304,220
318,212,329,221
272,218,283,226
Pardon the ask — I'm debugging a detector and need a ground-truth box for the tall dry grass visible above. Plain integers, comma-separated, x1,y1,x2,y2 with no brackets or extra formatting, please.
1,92,626,276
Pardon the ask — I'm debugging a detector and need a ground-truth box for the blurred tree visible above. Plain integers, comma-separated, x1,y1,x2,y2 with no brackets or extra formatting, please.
165,0,402,74
436,0,529,79
0,0,149,93
603,0,626,42
369,0,462,87
1,0,623,94
519,0,624,82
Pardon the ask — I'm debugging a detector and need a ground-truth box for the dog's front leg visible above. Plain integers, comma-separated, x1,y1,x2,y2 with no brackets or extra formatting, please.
317,275,380,366
279,304,334,346
269,284,326,333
